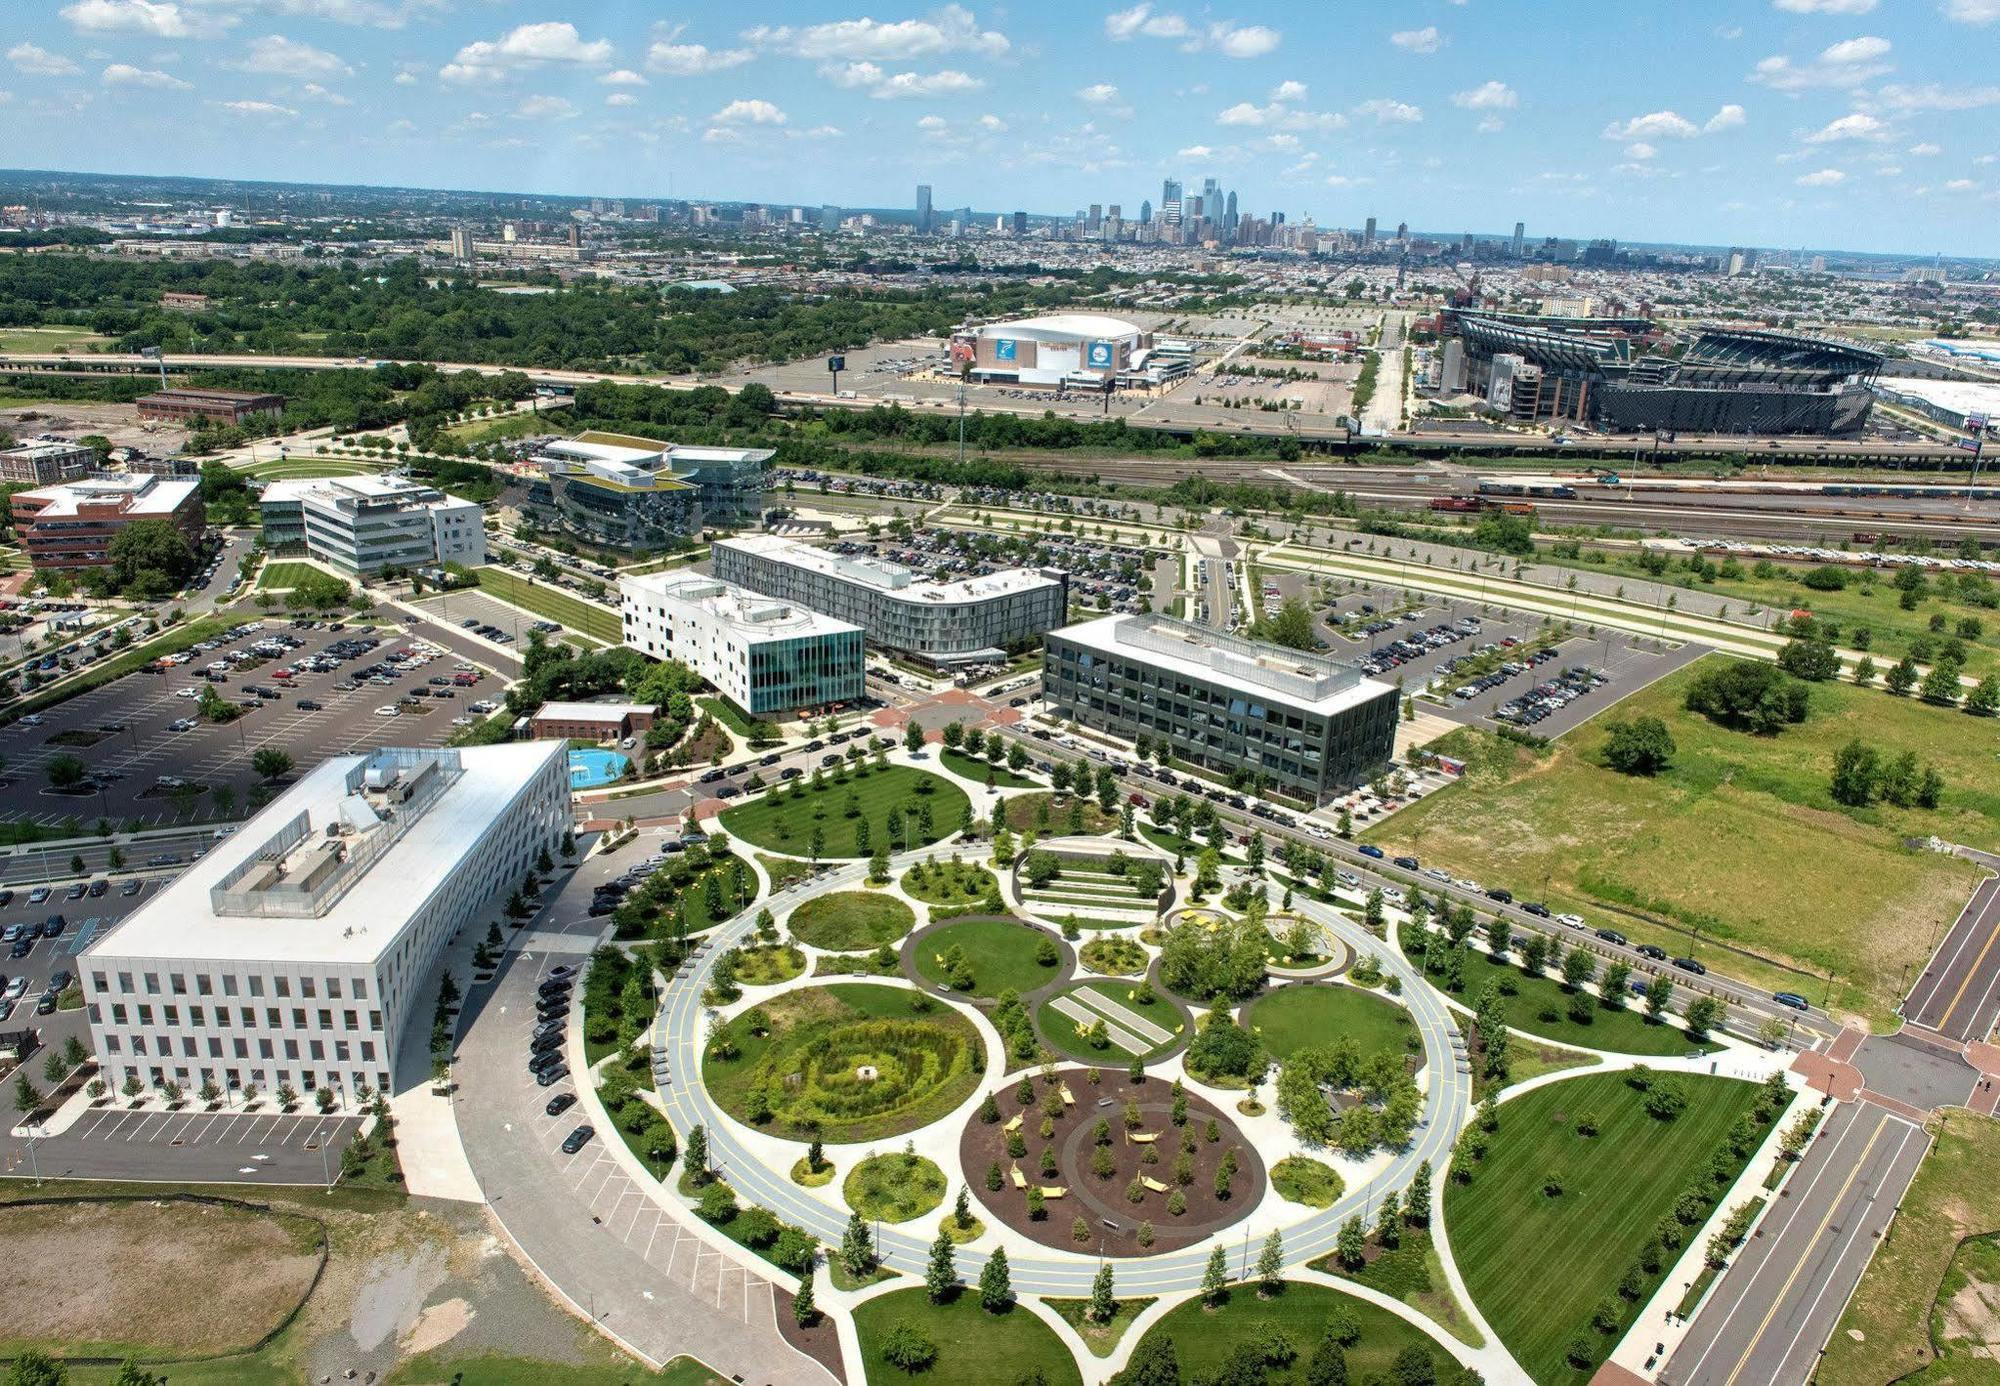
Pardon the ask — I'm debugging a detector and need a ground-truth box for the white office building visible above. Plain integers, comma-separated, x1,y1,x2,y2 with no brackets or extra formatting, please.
620,570,864,716
711,534,1067,667
81,743,569,1102
259,475,486,575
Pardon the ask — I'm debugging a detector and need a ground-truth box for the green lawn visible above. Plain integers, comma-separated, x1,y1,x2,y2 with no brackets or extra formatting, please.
243,457,385,480
1035,983,1184,1064
941,747,1041,788
853,1287,1082,1386
901,857,1003,911
1441,944,1716,1059
256,561,326,590
1247,983,1420,1062
843,1151,946,1222
786,891,915,951
0,325,110,352
1444,1071,1772,1384
1312,1226,1486,1349
1131,1281,1453,1384
1272,1155,1345,1208
720,765,971,859
911,917,1061,999
471,566,622,644
696,695,776,744
1366,656,1996,1024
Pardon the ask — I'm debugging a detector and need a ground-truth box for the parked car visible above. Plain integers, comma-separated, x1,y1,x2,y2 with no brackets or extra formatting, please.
1594,928,1629,947
545,1091,577,1117
560,1125,595,1155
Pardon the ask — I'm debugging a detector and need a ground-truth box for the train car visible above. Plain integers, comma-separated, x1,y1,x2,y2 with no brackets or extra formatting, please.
1475,479,1577,500
1430,497,1483,513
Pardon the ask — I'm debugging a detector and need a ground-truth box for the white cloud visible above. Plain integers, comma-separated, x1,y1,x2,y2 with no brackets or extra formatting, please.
799,123,841,138
750,6,1009,62
867,68,980,98
61,0,221,37
9,44,80,76
1078,82,1119,104
516,93,575,119
1210,23,1280,57
1106,7,1273,54
386,117,415,134
1874,164,1902,175
1176,142,1212,158
1477,115,1504,133
1873,83,2000,111
207,0,429,29
1821,34,1891,63
978,112,1004,131
1753,35,1891,91
1943,177,1978,189
1216,101,1264,126
1324,173,1371,188
441,22,612,85
215,97,295,116
701,125,740,143
1624,141,1657,160
1704,103,1746,132
233,34,348,76
1908,141,1942,154
646,42,752,76
1794,166,1847,185
1216,95,1344,132
299,82,347,104
600,69,645,86
1451,80,1516,110
1604,109,1699,140
1774,0,1876,11
102,61,189,87
1390,26,1441,53
709,97,785,125
1269,79,1306,102
1942,0,2000,19
605,91,637,107
820,60,881,88
1805,111,1887,141
1353,97,1421,124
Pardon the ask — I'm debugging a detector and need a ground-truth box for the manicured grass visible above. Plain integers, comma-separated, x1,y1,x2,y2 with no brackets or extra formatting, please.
912,917,1060,999
1366,656,1996,1023
1000,791,1119,837
1312,1226,1486,1349
942,747,1040,788
696,695,776,745
0,325,111,352
853,1287,1083,1386
756,852,816,893
1272,1155,1345,1208
1441,941,1717,1059
720,764,971,859
787,891,915,951
843,1151,946,1222
243,458,384,480
1444,1071,1771,1384
1131,1281,1451,1384
1035,983,1184,1064
701,983,980,1142
255,561,327,590
1825,1105,2000,1384
901,857,1003,911
1247,983,1419,1062
471,565,622,644
1047,1296,1156,1358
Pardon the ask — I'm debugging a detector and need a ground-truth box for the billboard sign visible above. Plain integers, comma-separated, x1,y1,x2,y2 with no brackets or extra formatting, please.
993,338,1017,362
827,354,845,372
1969,413,1988,430
1085,340,1114,369
1956,436,1982,452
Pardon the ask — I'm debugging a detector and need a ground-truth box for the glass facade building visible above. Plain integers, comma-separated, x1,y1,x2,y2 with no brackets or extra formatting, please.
621,570,865,717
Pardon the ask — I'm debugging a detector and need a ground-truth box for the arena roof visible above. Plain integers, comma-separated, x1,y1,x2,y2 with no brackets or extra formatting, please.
975,313,1144,341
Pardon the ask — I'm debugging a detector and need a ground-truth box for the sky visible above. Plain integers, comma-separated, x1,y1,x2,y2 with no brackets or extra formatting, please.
4,0,1999,256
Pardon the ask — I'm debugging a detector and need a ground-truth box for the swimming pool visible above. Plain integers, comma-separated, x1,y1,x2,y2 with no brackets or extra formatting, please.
568,748,629,790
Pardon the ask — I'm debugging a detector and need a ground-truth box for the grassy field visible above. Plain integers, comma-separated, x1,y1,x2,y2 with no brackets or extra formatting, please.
1036,982,1185,1063
1272,1155,1345,1207
720,765,971,859
1366,657,1995,1024
786,891,915,950
1824,1110,1990,1384
1247,983,1419,1062
1312,1226,1486,1349
900,858,1003,911
1444,1071,1769,1384
843,1151,946,1222
941,747,1041,788
852,1287,1082,1386
256,561,327,590
1446,944,1717,1059
1130,1281,1453,1384
0,325,112,353
243,458,385,480
912,916,1059,998
471,566,622,644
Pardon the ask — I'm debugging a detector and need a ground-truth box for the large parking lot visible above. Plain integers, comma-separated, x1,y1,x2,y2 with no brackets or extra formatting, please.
0,619,499,828
4,1104,362,1186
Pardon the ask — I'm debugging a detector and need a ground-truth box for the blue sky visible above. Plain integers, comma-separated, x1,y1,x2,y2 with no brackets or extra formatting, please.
4,0,1998,254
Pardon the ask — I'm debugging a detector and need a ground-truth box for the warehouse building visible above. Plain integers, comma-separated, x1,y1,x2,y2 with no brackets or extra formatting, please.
81,742,571,1103
711,534,1066,667
620,570,864,716
135,388,285,426
1042,613,1399,805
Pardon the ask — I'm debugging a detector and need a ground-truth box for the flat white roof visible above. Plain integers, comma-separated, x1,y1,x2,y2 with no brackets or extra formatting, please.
1051,612,1394,717
622,569,862,640
1877,376,2000,417
84,742,564,967
978,313,1144,340
537,438,663,468
534,700,655,722
19,474,198,518
2,440,91,457
716,534,1059,604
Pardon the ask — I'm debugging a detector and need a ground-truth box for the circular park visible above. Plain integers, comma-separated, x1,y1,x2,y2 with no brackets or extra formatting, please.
786,891,916,952
909,916,1066,999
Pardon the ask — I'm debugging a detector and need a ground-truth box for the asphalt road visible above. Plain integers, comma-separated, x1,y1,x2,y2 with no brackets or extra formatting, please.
1902,868,2000,1044
1662,1101,1928,1386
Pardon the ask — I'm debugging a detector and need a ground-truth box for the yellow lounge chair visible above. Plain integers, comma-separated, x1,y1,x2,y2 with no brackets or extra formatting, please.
1039,1186,1068,1198
1059,1084,1077,1106
1003,1113,1023,1132
1127,1131,1158,1144
1010,1165,1028,1188
1141,1176,1171,1193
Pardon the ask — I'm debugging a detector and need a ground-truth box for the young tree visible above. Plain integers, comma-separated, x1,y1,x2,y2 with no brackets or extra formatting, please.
925,1228,958,1303
1257,1229,1285,1295
793,1272,817,1327
977,1245,1015,1312
1601,716,1676,775
1406,1160,1433,1226
1336,1214,1367,1270
904,720,927,754
1090,1261,1118,1322
1202,1243,1229,1305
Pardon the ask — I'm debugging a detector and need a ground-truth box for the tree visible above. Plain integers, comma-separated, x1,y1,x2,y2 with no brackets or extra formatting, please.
1257,1229,1284,1294
1921,662,1963,707
13,1072,42,1115
1777,637,1839,682
1202,1243,1229,1304
1258,596,1319,651
1406,1161,1432,1225
1602,716,1675,775
792,1271,817,1327
6,1350,66,1386
251,747,294,780
905,720,926,754
1114,1337,1182,1386
925,1228,958,1302
1685,996,1724,1041
1090,1261,1117,1322
881,1324,938,1375
1562,948,1596,991
110,1363,163,1386
1335,1214,1367,1269
841,1211,876,1277
1645,975,1675,1019
1303,1331,1349,1386
105,517,198,595
1886,657,1920,696
979,1246,1013,1311
1830,738,1879,806
45,754,88,791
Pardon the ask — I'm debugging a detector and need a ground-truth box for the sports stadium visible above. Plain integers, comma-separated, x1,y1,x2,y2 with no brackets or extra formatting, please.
1448,312,1885,436
951,313,1155,388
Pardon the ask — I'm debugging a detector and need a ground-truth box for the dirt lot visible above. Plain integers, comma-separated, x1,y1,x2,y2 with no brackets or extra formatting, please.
0,400,189,455
0,1198,321,1357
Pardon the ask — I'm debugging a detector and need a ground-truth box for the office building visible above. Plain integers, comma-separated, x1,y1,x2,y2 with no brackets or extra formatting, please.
712,534,1066,667
448,225,475,262
915,184,933,234
1439,339,1467,394
1364,216,1377,247
10,474,204,571
620,570,865,716
820,204,842,230
1511,222,1526,258
135,388,284,426
82,743,570,1102
1011,211,1028,236
0,440,94,486
1041,613,1398,805
525,433,768,552
259,475,484,575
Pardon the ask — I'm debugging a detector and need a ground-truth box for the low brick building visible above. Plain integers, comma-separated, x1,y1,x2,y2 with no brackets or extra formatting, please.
528,700,658,742
10,474,206,570
135,388,285,426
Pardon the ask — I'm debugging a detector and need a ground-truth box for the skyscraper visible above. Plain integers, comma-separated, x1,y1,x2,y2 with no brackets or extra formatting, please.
1225,190,1238,232
1087,203,1102,232
1160,178,1182,218
1396,221,1408,241
1139,198,1152,225
1364,216,1377,246
1512,222,1526,258
1011,210,1027,236
915,184,933,235
820,204,842,230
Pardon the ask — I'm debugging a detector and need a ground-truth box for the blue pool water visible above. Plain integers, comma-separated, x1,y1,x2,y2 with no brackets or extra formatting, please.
568,748,629,789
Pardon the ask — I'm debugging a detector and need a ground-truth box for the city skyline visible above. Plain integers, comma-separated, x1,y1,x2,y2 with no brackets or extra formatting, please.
1,1,1997,255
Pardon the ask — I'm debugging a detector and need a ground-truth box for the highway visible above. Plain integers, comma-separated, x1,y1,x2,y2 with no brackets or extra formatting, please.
1901,862,2000,1044
644,834,1473,1298
1662,1101,1928,1386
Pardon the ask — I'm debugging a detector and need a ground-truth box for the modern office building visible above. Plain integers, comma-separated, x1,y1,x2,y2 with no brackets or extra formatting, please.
0,440,94,485
258,475,485,575
712,534,1066,668
81,742,570,1102
9,474,205,571
134,388,285,426
1041,613,1399,805
525,433,769,552
620,569,864,716
915,184,933,235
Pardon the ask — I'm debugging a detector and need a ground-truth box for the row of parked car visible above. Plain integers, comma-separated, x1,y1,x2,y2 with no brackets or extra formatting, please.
1358,616,1482,678
530,962,596,1153
1495,667,1610,728
1447,645,1564,702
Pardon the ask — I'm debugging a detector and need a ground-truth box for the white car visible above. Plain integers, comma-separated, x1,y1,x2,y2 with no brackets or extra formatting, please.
176,687,201,699
1555,913,1587,930
1383,887,1405,904
374,705,400,717
1336,869,1360,888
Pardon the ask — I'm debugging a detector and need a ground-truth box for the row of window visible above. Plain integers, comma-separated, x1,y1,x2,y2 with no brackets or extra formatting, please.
106,1030,378,1066
103,1002,381,1033
93,968,369,1001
